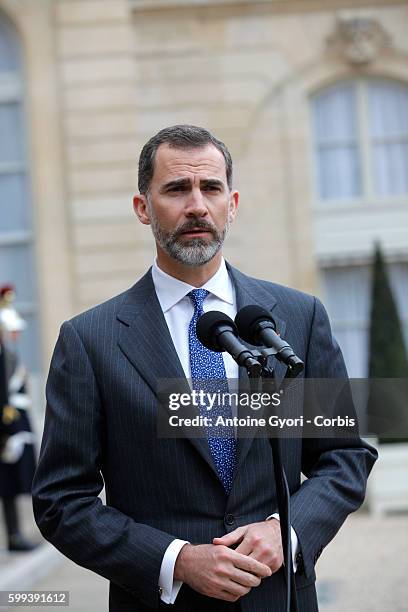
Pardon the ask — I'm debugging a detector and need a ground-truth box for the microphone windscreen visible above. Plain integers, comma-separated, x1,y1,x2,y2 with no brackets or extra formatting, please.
196,310,237,352
235,305,276,345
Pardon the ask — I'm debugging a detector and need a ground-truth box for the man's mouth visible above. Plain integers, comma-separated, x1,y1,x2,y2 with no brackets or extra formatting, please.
180,227,213,237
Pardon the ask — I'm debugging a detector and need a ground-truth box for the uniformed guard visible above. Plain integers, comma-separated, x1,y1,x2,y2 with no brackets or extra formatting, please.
0,285,38,551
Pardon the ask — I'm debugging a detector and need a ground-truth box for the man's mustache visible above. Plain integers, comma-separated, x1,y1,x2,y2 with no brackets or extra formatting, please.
173,220,217,239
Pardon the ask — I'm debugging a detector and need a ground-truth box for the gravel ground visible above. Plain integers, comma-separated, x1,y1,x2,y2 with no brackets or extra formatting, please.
316,512,408,612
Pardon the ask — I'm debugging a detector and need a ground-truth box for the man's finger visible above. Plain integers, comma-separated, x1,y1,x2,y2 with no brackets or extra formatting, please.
213,526,246,547
230,550,272,578
234,539,253,556
230,567,262,588
220,586,249,602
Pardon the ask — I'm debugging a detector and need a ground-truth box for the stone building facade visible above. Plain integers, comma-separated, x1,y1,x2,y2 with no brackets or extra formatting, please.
0,0,407,383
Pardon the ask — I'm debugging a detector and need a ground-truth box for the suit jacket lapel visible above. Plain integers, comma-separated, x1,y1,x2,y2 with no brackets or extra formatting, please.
116,269,217,475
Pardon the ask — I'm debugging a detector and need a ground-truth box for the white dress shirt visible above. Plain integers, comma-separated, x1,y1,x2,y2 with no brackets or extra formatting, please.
152,257,238,380
151,258,298,604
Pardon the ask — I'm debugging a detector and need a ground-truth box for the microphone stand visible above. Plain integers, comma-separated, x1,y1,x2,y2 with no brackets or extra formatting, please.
245,351,302,612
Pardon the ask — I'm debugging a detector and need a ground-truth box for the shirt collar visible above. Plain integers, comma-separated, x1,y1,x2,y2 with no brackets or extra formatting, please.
152,257,234,313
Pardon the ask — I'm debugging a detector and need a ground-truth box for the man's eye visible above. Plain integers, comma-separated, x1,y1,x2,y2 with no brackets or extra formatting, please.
168,185,186,193
204,185,221,192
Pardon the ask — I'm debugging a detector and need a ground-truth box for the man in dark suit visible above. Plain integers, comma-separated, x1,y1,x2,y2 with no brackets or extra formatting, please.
32,125,377,611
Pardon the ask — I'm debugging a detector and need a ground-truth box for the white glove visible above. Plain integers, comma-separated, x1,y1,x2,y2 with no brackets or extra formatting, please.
1,432,35,464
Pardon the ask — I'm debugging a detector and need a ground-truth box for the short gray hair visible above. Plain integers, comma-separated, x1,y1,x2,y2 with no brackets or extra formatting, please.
138,124,233,194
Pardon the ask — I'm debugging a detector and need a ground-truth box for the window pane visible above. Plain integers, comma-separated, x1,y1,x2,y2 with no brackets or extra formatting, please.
373,142,408,196
321,266,371,377
312,83,361,199
0,243,35,302
333,328,368,378
369,81,408,139
317,146,360,199
323,266,371,321
0,13,40,375
313,83,357,143
0,172,30,231
321,263,408,377
0,13,21,73
369,81,408,196
0,102,25,163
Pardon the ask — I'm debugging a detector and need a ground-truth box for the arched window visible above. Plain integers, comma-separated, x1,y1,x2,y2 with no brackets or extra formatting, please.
0,11,40,372
312,79,408,200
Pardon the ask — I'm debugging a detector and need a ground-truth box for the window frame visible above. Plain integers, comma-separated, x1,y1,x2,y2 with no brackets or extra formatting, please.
0,12,39,371
311,77,408,209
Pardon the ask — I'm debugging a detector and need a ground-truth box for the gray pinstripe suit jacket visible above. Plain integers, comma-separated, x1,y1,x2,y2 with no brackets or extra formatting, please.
32,264,377,611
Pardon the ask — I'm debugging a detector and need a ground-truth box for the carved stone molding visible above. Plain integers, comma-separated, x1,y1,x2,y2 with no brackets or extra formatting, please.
327,17,391,65
129,0,271,10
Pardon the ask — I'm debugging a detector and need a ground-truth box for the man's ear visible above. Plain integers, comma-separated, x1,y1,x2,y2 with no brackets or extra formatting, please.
133,194,151,225
229,190,239,222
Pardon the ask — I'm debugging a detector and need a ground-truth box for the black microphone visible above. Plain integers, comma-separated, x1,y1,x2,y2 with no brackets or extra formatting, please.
235,305,304,374
196,311,262,374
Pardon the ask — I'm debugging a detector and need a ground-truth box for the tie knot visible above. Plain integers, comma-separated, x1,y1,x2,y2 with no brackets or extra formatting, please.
188,289,209,312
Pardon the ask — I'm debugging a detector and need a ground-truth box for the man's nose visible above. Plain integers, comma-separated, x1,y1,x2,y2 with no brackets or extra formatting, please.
184,188,208,217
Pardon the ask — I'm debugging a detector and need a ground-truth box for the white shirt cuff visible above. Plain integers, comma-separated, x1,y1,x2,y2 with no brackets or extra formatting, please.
158,539,189,604
266,513,299,573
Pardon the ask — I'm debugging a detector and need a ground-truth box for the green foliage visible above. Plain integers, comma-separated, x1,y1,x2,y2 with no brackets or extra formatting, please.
368,244,408,377
368,244,408,443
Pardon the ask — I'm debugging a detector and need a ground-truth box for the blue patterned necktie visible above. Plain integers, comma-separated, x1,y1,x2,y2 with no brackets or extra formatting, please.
188,289,236,493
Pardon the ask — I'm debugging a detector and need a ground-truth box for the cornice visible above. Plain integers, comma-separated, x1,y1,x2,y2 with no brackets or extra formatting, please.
128,0,407,13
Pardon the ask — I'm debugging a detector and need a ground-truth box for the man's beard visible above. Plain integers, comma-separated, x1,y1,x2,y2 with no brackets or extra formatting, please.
147,203,231,267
